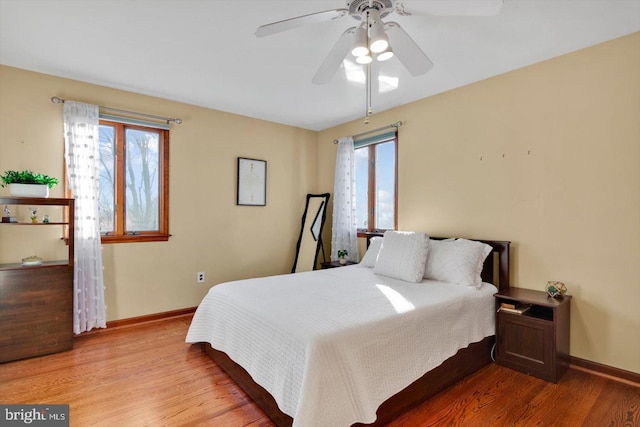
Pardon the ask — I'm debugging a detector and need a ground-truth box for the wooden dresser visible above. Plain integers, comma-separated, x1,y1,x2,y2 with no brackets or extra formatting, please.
0,197,74,363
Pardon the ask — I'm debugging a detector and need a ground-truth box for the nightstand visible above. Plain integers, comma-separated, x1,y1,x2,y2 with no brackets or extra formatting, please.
320,261,357,269
494,288,571,383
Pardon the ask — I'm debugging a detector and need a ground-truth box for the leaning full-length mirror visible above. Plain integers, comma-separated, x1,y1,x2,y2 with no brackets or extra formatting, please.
292,193,330,273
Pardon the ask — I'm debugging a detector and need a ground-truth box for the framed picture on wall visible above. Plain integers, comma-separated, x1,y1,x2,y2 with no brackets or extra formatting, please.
237,157,267,206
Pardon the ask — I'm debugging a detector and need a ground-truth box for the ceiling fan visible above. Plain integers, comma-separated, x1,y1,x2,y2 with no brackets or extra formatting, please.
255,0,504,84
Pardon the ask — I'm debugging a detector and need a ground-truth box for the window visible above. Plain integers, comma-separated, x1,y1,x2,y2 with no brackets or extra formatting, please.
355,132,397,234
95,120,169,243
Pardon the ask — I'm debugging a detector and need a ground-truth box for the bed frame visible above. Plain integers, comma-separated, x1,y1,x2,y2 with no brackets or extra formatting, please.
202,237,510,427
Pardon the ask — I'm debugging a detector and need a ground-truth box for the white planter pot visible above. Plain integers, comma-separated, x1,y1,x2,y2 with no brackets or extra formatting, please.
9,183,49,198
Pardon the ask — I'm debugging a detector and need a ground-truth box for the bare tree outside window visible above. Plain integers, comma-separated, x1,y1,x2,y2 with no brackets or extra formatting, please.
125,128,159,232
92,120,169,243
98,124,115,233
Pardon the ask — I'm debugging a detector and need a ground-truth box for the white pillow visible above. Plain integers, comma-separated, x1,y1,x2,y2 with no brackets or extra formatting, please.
424,238,492,288
423,239,456,280
360,236,383,268
457,238,493,287
374,231,429,282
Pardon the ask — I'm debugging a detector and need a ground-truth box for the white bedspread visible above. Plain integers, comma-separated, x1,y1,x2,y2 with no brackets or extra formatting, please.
186,265,496,427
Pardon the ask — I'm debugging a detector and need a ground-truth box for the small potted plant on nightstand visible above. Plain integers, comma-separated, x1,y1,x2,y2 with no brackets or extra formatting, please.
0,170,59,198
338,249,349,265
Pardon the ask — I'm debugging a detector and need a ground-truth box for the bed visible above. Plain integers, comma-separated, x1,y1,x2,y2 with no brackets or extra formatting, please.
186,233,510,427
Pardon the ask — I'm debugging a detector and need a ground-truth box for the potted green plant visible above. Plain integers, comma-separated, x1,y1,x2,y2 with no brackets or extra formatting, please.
0,170,59,198
338,249,349,265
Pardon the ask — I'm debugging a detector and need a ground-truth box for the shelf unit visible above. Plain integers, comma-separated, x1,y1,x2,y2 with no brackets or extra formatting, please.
494,288,571,383
0,196,75,363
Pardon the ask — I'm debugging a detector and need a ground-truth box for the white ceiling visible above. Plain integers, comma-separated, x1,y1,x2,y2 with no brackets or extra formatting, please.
1,0,639,131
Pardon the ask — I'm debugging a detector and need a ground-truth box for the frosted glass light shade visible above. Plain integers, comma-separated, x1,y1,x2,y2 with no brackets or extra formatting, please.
351,25,369,57
368,9,388,53
356,54,373,64
377,48,394,61
369,23,389,53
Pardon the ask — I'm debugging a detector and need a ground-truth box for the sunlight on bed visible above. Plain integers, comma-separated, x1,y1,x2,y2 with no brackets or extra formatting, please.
376,284,415,314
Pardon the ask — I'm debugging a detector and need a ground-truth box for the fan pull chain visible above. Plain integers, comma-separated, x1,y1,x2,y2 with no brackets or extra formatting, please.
365,63,372,124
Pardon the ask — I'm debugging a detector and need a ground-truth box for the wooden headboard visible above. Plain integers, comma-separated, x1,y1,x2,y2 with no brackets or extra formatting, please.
364,233,511,291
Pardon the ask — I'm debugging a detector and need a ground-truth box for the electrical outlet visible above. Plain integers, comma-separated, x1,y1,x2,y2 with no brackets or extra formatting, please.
197,272,205,283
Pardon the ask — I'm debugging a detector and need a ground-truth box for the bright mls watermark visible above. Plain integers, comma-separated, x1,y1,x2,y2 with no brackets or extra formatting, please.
1,405,69,426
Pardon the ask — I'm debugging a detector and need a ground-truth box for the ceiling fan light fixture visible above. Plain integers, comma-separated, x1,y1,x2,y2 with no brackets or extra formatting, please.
367,9,388,54
351,25,369,57
356,54,373,65
377,47,394,62
369,24,389,53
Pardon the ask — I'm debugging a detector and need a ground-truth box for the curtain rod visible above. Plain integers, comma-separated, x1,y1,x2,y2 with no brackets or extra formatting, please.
333,121,402,143
51,97,182,124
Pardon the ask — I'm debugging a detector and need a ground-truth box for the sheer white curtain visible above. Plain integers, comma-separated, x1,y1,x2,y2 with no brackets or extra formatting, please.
331,137,359,262
63,101,106,334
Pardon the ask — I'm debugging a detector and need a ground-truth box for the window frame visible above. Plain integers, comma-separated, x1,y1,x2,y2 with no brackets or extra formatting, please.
66,119,170,244
355,133,398,237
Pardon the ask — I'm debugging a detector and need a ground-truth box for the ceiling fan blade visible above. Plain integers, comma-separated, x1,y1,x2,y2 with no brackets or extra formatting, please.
395,0,503,17
384,22,433,76
255,9,348,37
313,27,356,85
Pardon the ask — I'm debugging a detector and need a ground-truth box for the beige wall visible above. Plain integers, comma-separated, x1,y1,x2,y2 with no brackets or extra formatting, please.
319,32,640,374
0,65,319,321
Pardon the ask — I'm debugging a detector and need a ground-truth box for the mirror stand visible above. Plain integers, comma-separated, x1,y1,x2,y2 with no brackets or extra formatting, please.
291,193,330,273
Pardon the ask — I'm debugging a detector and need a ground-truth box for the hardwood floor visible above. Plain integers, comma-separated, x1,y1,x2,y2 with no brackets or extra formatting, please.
1,315,638,426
